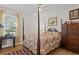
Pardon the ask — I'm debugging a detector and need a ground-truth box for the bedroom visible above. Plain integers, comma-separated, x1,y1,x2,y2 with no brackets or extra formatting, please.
0,4,79,55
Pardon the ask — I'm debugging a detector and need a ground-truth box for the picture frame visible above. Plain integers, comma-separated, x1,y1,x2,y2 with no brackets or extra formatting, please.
48,16,57,26
69,8,79,20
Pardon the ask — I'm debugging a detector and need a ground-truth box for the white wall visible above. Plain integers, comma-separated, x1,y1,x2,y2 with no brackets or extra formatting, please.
40,4,79,32
40,8,63,32
24,13,38,36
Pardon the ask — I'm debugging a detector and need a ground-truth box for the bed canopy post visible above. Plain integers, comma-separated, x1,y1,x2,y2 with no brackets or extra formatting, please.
61,18,62,32
23,17,24,41
37,6,41,55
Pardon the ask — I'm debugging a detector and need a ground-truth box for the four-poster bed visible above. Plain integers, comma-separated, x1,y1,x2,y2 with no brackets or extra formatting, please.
23,5,61,55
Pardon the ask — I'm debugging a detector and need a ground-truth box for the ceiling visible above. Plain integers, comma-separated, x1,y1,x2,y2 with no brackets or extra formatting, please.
0,4,78,16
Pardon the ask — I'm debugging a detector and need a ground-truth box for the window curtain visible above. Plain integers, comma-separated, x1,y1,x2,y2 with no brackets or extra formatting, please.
0,10,4,36
16,13,22,45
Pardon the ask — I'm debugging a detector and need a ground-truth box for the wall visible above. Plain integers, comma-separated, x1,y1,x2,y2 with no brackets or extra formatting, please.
23,4,79,41
40,5,79,32
62,4,79,23
39,6,65,32
24,13,38,36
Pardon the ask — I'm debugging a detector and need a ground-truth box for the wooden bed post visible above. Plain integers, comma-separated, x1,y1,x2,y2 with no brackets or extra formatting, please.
37,7,40,55
23,17,24,41
61,19,62,32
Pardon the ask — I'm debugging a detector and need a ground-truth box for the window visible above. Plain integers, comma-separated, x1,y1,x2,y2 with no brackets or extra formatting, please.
3,14,16,36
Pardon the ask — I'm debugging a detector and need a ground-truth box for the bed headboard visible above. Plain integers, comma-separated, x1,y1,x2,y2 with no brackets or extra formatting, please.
48,28,58,32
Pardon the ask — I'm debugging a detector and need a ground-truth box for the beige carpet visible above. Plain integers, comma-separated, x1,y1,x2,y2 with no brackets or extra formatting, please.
49,48,78,55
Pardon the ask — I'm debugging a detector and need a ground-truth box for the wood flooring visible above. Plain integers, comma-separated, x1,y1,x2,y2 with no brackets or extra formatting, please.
0,45,23,55
0,45,78,55
49,47,78,55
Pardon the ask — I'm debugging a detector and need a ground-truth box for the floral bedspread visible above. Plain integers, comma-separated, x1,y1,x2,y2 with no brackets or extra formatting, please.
40,32,61,54
24,33,38,54
24,32,61,55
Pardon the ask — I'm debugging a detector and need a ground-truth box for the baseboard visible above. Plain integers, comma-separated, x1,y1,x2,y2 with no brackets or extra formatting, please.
23,45,34,55
2,44,13,48
15,42,23,45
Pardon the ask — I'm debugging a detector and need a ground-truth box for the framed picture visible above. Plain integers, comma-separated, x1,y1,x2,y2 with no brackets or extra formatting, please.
69,8,79,20
48,16,57,26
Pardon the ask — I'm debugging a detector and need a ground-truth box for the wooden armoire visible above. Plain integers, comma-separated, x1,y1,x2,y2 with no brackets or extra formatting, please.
61,21,79,53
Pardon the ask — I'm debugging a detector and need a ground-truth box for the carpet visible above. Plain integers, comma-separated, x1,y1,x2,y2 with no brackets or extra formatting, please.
5,47,33,55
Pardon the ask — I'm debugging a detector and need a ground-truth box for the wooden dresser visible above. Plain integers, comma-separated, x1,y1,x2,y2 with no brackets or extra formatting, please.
61,21,79,53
